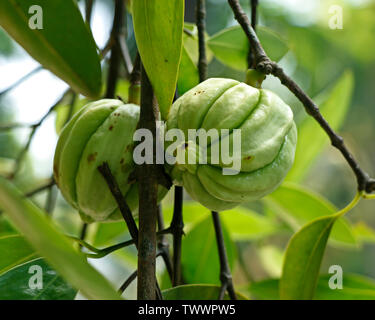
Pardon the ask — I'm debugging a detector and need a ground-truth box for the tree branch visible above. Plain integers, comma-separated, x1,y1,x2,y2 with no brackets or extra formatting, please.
247,0,258,68
171,186,184,286
212,211,237,300
196,0,207,82
157,205,174,282
228,0,375,193
137,65,160,300
105,0,124,98
98,162,139,243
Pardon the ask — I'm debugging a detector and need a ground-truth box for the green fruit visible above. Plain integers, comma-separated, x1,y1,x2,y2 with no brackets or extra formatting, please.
166,78,297,211
53,99,166,223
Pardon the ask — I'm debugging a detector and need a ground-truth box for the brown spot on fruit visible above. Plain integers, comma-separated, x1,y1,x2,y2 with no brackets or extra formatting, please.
244,155,253,161
109,125,114,131
120,158,124,164
87,152,98,163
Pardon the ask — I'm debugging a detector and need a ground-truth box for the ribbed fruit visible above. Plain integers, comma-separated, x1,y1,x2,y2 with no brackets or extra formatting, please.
54,99,166,222
166,78,297,211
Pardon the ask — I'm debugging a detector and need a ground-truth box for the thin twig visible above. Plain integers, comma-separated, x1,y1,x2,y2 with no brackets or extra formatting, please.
8,89,71,179
105,0,124,98
196,0,207,82
171,186,184,286
98,162,139,244
79,223,88,251
85,0,94,25
44,93,76,216
227,0,375,193
118,251,165,298
212,211,237,300
44,183,57,215
157,205,174,282
0,66,42,97
70,227,174,259
119,270,138,294
25,180,55,197
247,0,258,68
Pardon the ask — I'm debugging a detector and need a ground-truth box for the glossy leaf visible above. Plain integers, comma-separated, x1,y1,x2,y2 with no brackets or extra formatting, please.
279,215,337,300
162,284,248,300
0,258,77,300
250,274,375,300
132,0,184,118
0,177,121,300
266,182,356,247
220,208,279,241
163,202,278,240
177,45,200,95
286,70,354,182
0,0,102,98
0,234,38,275
91,221,128,247
207,26,288,70
181,216,236,284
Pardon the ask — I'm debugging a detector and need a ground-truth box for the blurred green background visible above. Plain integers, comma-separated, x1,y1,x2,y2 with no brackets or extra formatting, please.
1,0,375,299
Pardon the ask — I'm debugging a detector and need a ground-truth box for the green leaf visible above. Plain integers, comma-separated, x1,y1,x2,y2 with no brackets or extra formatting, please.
0,234,38,275
279,215,337,300
220,208,279,241
248,279,280,300
132,0,184,118
91,221,127,247
0,177,121,300
0,0,102,98
181,216,236,284
286,70,354,182
266,182,356,247
162,202,210,227
258,245,284,278
162,284,248,300
0,28,14,56
163,202,278,240
250,274,375,300
207,26,288,71
177,45,200,95
0,258,77,300
0,216,17,234
352,222,375,244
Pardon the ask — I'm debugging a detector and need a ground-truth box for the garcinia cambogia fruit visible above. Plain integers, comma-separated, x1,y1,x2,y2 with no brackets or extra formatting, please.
166,78,297,212
53,99,166,223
